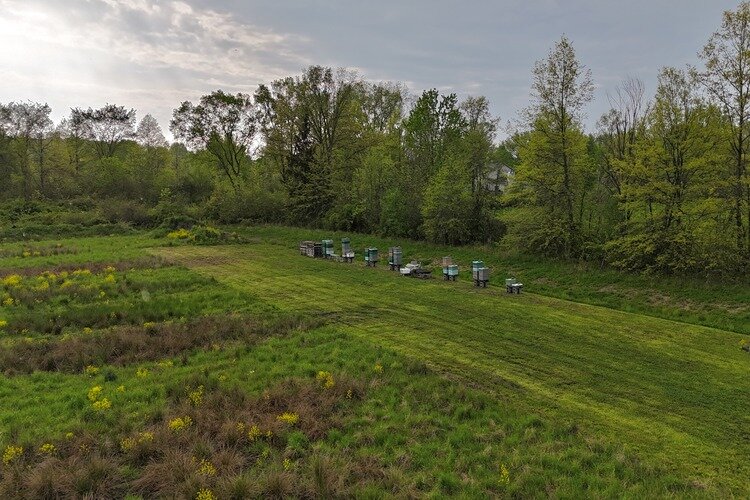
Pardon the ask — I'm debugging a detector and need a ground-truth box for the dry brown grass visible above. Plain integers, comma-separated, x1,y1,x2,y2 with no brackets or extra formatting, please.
0,314,321,375
0,255,166,279
0,376,370,499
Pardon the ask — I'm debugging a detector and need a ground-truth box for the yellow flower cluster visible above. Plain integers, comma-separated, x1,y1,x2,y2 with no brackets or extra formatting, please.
498,463,510,485
103,274,116,284
38,443,56,455
168,416,193,433
2,296,14,306
167,228,194,240
84,365,100,377
188,385,204,406
136,367,149,378
277,412,299,426
373,363,384,374
0,320,7,330
92,398,112,411
120,431,154,451
195,488,216,500
88,385,103,402
247,424,261,442
316,370,335,389
283,457,293,470
2,275,22,287
198,458,216,476
3,445,23,464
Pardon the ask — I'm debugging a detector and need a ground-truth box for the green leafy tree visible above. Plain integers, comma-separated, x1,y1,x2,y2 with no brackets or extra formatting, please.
171,91,258,192
514,36,594,257
699,1,750,262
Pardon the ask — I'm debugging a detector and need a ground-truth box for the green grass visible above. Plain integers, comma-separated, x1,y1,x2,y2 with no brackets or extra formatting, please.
155,229,750,495
0,229,747,496
233,224,750,335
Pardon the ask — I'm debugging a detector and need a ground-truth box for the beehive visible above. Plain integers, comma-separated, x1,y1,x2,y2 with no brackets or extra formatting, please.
389,246,402,266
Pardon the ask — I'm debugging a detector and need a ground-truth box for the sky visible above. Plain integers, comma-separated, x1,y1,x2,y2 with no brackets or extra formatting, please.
0,0,743,139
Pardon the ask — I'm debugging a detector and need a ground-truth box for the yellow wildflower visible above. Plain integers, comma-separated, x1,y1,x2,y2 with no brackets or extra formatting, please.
198,458,216,476
116,385,125,393
103,274,116,284
188,385,204,406
0,320,7,330
277,412,299,426
104,266,116,274
2,296,14,306
139,431,154,443
316,370,335,389
83,327,93,334
92,398,112,411
87,385,103,402
168,416,193,433
283,457,293,470
2,275,22,287
373,363,383,374
136,367,149,378
195,488,215,500
65,432,74,440
38,443,55,455
499,463,510,485
2,445,23,464
247,425,261,442
84,365,100,377
120,437,137,452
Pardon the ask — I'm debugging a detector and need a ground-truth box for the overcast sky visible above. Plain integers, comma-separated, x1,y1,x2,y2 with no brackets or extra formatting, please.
0,0,742,138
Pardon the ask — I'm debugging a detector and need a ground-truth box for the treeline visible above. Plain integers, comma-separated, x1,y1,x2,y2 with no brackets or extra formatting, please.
2,3,750,276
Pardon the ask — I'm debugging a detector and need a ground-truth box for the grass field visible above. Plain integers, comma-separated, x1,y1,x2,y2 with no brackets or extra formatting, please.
0,227,748,497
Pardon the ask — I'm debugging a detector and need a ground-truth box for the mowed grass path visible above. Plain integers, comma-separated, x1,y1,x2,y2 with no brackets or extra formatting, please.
155,241,750,494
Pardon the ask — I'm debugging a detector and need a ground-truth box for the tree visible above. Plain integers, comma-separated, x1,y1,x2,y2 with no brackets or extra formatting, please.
460,96,499,238
78,104,136,159
515,36,594,256
170,90,258,191
135,114,167,149
399,89,466,235
699,1,750,261
421,155,473,244
58,109,93,172
255,66,360,223
609,68,725,272
0,101,52,201
597,77,648,202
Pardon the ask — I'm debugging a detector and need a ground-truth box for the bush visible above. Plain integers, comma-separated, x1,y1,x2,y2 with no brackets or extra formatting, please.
100,199,155,227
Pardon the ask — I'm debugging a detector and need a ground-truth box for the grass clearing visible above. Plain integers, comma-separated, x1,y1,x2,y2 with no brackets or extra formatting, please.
0,229,747,497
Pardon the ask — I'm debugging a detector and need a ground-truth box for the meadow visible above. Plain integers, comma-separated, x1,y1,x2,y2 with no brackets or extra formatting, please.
0,226,747,498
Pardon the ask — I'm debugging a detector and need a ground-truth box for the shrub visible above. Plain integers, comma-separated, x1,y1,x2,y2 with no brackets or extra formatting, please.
100,199,154,227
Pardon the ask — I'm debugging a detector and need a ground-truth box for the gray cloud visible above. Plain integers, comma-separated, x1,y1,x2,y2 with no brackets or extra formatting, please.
0,0,743,138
